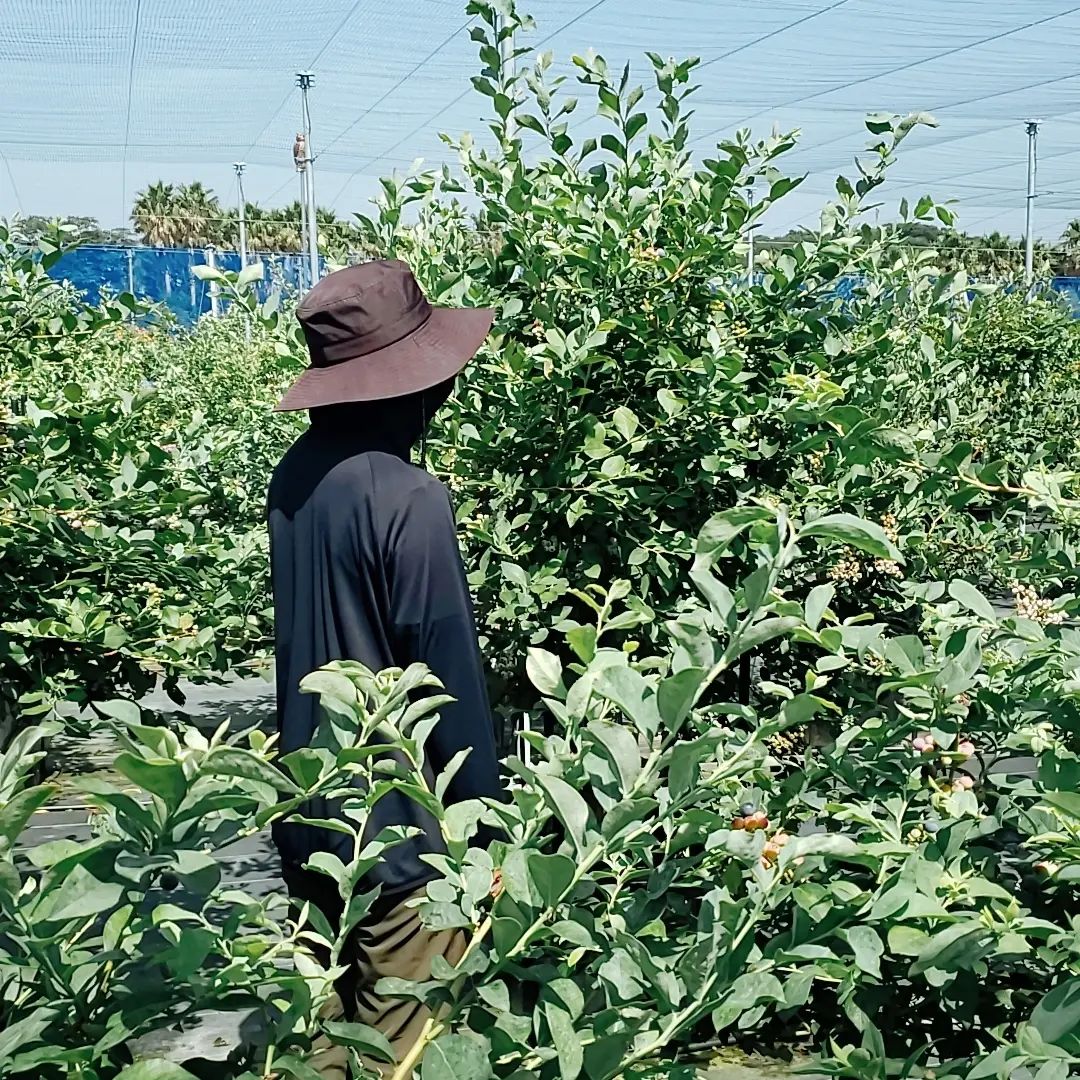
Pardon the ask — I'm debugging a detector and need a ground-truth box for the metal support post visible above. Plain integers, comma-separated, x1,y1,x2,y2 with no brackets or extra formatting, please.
126,247,134,295
297,71,320,286
205,245,220,317
234,162,248,266
298,165,309,268
1025,119,1041,287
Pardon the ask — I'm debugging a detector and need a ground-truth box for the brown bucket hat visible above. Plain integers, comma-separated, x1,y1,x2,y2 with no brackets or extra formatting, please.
275,259,494,412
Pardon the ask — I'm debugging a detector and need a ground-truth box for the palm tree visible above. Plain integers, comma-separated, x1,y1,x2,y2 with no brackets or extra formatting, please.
1060,220,1080,275
131,182,181,248
173,182,222,249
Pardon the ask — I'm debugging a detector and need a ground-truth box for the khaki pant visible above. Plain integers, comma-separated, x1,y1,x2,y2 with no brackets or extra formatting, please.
283,866,465,1078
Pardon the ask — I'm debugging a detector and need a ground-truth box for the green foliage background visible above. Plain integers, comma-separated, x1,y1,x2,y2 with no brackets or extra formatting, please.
4,1,1080,1077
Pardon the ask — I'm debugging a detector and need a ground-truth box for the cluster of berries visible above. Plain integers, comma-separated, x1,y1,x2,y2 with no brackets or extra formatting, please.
732,802,768,832
58,507,101,531
911,733,975,760
1012,582,1066,626
732,803,794,868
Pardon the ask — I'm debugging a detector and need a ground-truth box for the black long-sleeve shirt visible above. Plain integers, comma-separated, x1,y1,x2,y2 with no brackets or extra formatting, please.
267,407,501,897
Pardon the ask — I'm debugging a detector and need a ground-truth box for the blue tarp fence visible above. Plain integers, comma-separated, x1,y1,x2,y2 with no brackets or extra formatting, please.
51,245,316,325
46,244,1080,325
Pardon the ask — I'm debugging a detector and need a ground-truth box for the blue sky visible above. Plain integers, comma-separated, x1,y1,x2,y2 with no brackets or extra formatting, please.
3,0,1080,244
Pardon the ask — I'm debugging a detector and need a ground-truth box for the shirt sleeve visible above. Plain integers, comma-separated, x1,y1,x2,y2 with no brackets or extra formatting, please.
388,480,504,811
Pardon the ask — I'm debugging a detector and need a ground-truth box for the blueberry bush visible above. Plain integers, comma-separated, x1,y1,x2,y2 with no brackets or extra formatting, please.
4,0,1080,1076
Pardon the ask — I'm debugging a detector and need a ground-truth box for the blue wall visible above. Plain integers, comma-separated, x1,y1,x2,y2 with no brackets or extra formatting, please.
48,244,1080,325
51,245,314,325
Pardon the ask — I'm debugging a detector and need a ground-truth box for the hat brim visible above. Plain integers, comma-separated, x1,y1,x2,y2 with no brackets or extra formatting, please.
274,305,495,412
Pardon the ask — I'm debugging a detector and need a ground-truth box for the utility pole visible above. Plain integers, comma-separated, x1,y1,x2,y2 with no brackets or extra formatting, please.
293,128,306,272
234,162,248,266
297,70,320,286
205,245,220,317
1025,118,1041,287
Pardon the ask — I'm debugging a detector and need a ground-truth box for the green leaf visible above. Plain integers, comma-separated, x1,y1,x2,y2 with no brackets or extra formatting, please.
323,1021,395,1063
237,261,264,287
114,1064,201,1080
114,753,187,810
205,746,300,794
804,583,835,631
42,864,124,922
534,774,591,855
593,664,660,738
0,785,56,851
551,919,595,947
545,1003,584,1080
948,579,998,623
97,699,142,725
1030,976,1080,1051
657,667,705,731
690,568,736,628
527,648,565,697
668,733,722,798
887,924,930,956
845,924,884,979
801,513,902,562
501,850,577,910
567,625,597,663
909,922,989,976
420,1032,492,1080
782,833,859,865
598,949,646,1002
695,507,773,565
611,405,639,440
725,617,803,665
586,721,641,794
0,1007,55,1064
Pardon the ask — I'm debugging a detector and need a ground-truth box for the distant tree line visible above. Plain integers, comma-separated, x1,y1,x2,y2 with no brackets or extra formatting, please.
761,220,1080,279
12,181,367,255
13,183,1080,277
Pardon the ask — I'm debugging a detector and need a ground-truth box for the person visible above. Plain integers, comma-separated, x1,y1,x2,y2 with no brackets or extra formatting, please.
267,259,503,1076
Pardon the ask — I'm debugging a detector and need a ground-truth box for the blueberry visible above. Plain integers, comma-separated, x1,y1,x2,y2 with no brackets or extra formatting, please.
924,820,940,834
160,871,179,891
740,802,756,817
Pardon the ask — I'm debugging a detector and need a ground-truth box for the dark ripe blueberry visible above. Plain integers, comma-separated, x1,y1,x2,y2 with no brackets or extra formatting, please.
999,828,1022,848
924,820,941,834
740,802,756,817
160,871,179,891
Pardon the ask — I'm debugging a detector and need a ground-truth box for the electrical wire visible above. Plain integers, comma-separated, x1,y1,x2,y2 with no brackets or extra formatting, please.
695,0,853,75
787,71,1080,170
316,15,476,161
0,146,24,214
689,4,1080,149
239,0,367,164
327,0,616,208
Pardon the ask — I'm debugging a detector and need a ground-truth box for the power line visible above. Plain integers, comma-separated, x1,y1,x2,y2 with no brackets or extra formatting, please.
0,147,24,214
239,0,367,163
120,0,143,224
689,4,1080,149
883,131,1080,199
563,0,853,138
786,71,1080,170
316,16,475,162
328,0,615,208
698,0,853,75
